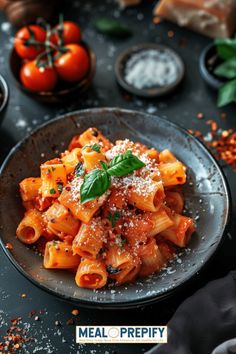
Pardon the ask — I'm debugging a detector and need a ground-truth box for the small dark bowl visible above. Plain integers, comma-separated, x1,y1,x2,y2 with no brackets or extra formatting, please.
199,43,224,90
0,74,9,125
9,42,96,104
0,108,231,309
115,43,185,98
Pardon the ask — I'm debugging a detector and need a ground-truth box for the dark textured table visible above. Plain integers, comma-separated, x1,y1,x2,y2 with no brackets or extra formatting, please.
0,1,236,353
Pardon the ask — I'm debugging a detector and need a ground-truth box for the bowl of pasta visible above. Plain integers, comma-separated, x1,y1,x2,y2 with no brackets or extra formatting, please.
0,108,230,308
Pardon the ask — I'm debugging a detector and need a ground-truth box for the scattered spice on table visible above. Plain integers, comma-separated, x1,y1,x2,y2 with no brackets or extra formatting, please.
189,118,236,171
0,316,34,353
5,242,13,250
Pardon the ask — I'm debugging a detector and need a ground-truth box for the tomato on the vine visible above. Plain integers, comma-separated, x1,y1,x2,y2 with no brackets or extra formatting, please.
51,21,81,45
20,61,58,92
54,44,90,82
14,25,46,60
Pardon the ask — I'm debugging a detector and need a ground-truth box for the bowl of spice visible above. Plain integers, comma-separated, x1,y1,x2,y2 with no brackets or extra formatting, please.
0,74,9,124
115,43,185,97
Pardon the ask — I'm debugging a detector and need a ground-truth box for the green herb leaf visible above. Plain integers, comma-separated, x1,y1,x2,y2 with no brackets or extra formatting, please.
57,183,63,194
94,18,132,38
120,235,127,247
91,143,101,153
214,57,236,79
107,211,120,228
215,38,236,60
50,188,56,195
217,79,236,107
107,150,145,177
100,160,108,171
74,162,84,177
80,169,111,204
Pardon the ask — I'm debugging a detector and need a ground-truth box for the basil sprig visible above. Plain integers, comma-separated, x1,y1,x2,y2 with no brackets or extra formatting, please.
214,37,236,107
94,18,132,38
80,150,145,204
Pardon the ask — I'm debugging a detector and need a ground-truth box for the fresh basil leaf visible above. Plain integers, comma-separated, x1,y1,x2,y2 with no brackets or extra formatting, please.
214,58,236,79
217,79,236,107
94,18,132,38
100,160,108,171
80,169,111,204
74,162,84,177
107,150,145,177
215,38,236,60
107,211,120,228
91,143,101,153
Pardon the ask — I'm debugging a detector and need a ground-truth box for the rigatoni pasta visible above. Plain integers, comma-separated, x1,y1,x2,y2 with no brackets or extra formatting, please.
16,127,195,289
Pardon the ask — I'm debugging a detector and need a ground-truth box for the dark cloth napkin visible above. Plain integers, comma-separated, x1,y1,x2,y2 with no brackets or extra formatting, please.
146,271,236,354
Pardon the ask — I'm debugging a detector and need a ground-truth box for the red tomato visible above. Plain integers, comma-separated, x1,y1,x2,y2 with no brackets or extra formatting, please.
20,61,58,92
51,21,81,45
54,44,90,82
14,25,46,60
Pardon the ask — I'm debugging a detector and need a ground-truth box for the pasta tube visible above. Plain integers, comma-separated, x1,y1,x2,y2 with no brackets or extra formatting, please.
158,161,186,186
61,148,82,174
44,203,80,238
40,159,67,198
139,238,164,277
165,191,184,214
127,177,165,212
19,177,41,202
148,207,174,237
105,245,141,285
44,241,81,269
159,213,195,247
75,258,107,289
58,178,107,223
72,219,105,259
78,127,113,151
16,209,45,244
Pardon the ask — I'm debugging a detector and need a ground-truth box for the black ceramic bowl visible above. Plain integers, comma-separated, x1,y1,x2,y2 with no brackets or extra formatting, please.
199,43,224,90
115,43,185,97
0,108,230,309
0,74,9,124
9,42,96,104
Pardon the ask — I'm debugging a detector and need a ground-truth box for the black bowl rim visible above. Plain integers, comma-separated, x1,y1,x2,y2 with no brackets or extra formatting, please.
115,43,185,97
0,74,9,113
9,41,96,98
199,42,223,90
0,107,231,308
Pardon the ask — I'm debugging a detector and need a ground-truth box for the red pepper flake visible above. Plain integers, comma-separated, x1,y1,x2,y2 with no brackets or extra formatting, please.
71,309,79,316
197,112,204,119
66,318,74,325
28,310,36,318
153,16,161,25
167,30,174,38
221,112,227,119
5,242,13,250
